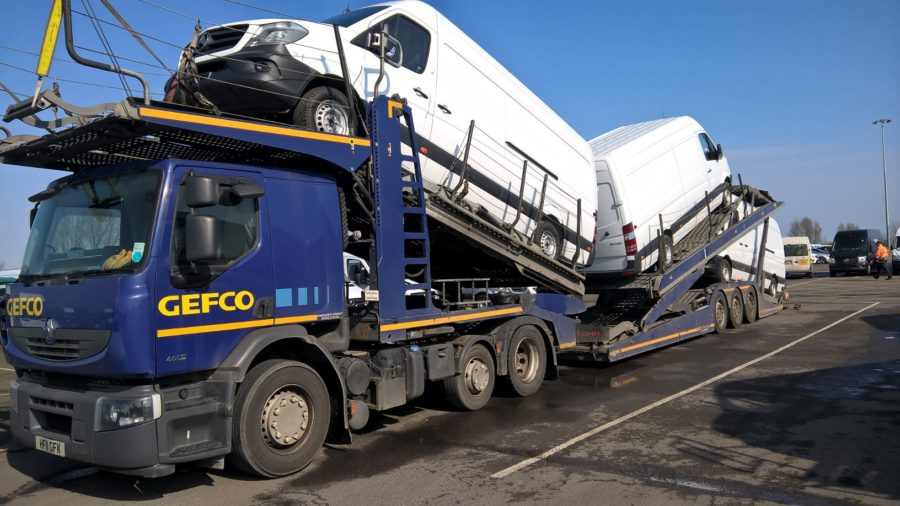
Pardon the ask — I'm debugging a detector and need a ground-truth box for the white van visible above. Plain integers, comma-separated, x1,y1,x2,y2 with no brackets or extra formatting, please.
782,236,814,278
584,117,731,276
711,218,786,295
170,1,596,263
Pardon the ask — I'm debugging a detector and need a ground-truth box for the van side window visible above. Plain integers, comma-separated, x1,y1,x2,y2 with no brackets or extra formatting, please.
353,15,431,73
170,179,259,281
698,133,717,161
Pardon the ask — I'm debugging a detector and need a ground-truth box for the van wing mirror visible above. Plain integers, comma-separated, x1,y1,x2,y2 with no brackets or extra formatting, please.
367,31,403,67
185,175,219,208
716,144,724,161
185,214,222,262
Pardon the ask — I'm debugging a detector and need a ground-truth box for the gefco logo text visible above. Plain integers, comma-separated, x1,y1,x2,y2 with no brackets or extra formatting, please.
158,291,254,317
6,296,44,317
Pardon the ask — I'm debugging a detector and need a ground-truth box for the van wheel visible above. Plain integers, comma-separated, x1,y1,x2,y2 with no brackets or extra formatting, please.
294,86,354,136
502,326,546,397
713,258,732,282
830,271,837,277
727,291,744,329
712,291,727,334
444,344,495,411
533,222,562,260
806,270,814,278
743,288,758,324
230,360,330,477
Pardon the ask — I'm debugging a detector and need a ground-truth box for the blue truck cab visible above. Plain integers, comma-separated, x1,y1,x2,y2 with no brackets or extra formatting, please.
5,156,351,475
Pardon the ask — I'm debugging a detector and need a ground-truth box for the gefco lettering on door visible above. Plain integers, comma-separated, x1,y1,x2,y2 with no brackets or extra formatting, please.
6,296,44,317
157,291,254,317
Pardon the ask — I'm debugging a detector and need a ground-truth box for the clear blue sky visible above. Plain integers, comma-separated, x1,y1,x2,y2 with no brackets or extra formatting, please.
1,0,898,268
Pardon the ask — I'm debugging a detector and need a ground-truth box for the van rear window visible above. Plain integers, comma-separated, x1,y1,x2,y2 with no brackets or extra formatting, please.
784,244,809,257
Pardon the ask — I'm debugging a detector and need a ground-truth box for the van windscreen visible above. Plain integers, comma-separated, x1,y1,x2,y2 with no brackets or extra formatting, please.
832,230,867,252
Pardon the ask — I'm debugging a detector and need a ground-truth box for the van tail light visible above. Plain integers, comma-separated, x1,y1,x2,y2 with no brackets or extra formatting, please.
623,222,638,256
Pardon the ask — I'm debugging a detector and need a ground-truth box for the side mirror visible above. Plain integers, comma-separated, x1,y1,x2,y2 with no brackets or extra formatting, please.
185,214,221,262
230,182,264,200
367,30,403,67
716,143,724,161
29,203,39,228
185,176,219,208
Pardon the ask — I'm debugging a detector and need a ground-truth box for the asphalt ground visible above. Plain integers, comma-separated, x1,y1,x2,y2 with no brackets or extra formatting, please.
1,263,898,505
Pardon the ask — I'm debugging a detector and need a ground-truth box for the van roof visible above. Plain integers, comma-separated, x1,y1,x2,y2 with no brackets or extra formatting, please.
588,116,702,159
783,236,811,244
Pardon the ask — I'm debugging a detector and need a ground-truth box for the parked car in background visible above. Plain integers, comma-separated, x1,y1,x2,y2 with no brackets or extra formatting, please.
584,116,731,277
893,226,900,274
0,269,19,296
166,0,596,263
810,247,830,264
829,228,884,276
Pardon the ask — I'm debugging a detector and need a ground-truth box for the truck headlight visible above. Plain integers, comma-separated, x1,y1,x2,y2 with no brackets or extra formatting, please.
98,394,161,431
248,22,308,47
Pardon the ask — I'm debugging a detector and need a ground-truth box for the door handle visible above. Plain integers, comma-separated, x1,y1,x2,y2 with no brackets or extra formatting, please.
603,231,610,238
438,104,451,115
413,87,429,99
707,169,712,173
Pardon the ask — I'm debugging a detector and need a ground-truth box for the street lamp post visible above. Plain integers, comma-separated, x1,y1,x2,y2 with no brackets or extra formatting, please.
873,118,892,249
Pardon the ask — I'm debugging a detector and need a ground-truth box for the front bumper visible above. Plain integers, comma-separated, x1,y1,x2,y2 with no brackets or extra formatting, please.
190,45,318,115
829,260,868,274
9,374,233,477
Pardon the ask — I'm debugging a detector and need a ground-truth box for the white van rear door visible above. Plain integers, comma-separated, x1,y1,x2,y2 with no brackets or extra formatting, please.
356,10,437,138
587,169,627,272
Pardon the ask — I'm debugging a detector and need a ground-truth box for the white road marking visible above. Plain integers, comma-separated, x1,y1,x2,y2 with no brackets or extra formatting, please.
491,302,881,479
0,367,15,372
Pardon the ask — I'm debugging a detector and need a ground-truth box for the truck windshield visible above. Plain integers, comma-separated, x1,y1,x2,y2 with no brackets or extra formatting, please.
783,244,809,257
832,231,867,253
19,170,162,283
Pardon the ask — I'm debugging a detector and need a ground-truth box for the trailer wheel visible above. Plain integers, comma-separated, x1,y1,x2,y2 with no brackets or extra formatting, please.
444,344,495,410
230,360,330,478
712,291,728,334
533,222,562,260
727,291,744,329
502,326,547,397
294,86,353,136
743,288,758,324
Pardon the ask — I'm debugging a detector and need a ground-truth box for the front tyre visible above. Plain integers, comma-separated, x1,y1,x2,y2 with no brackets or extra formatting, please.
231,360,331,477
533,222,562,260
293,86,353,136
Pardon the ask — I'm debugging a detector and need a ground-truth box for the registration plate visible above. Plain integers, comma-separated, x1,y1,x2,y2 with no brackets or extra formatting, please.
35,435,66,457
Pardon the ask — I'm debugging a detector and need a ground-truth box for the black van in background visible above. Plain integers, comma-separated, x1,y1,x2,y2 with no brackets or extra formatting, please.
829,229,885,276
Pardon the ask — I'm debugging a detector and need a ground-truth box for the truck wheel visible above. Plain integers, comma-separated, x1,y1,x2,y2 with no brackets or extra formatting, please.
727,291,744,329
294,86,353,136
712,291,727,334
830,271,837,277
742,288,758,324
713,258,732,282
230,360,331,477
444,344,495,411
533,222,562,260
502,326,546,397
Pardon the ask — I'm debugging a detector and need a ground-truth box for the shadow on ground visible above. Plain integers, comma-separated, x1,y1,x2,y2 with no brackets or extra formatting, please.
711,359,900,499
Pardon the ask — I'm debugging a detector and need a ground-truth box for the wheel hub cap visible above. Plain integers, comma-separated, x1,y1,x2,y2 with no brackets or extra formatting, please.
261,387,309,447
465,358,490,394
515,341,538,382
315,100,349,135
540,232,557,257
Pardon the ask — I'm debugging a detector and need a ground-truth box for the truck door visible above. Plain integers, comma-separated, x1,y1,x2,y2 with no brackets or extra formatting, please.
154,166,272,376
353,10,437,140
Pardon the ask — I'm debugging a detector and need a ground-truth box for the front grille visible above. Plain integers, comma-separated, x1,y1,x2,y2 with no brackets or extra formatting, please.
199,25,248,54
31,396,75,413
10,327,111,362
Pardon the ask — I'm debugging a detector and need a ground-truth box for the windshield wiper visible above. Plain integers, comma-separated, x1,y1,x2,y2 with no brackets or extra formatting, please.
67,266,137,279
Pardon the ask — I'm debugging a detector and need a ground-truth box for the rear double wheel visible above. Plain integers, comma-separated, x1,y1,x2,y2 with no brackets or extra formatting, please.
742,287,758,324
712,290,728,334
502,326,547,397
231,360,331,477
444,344,495,411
